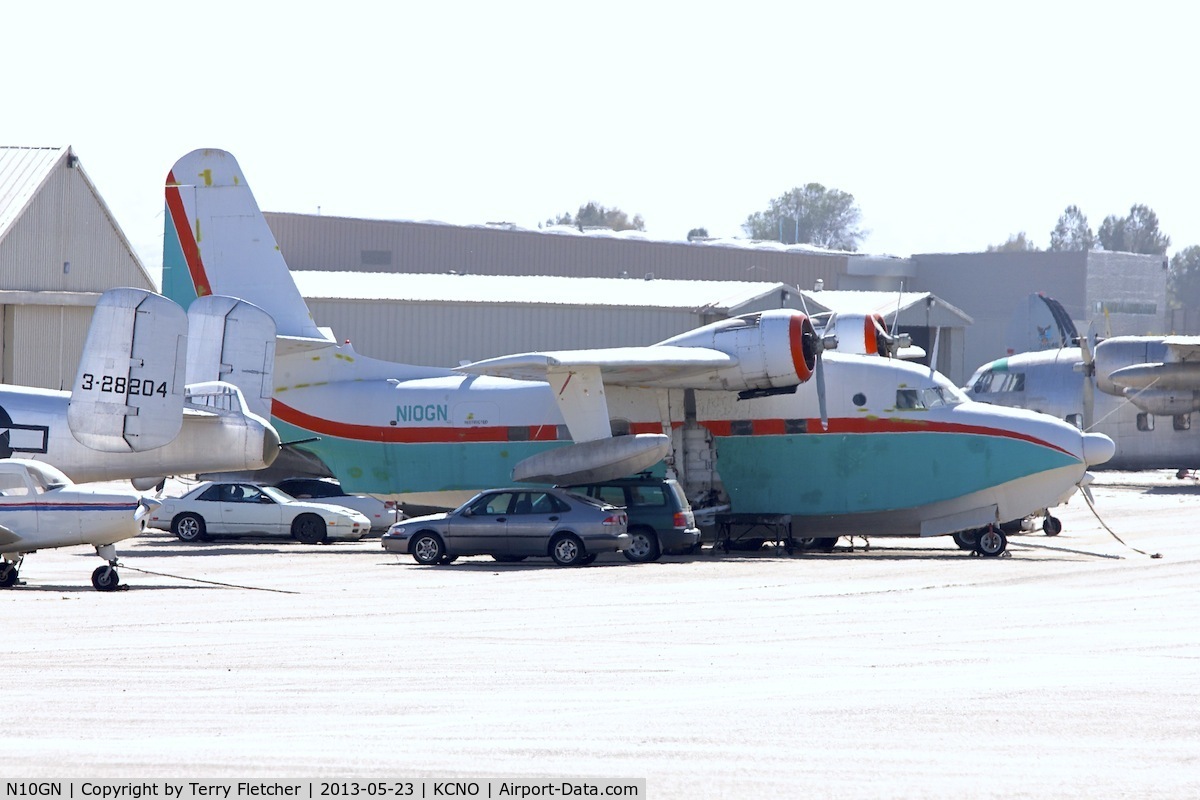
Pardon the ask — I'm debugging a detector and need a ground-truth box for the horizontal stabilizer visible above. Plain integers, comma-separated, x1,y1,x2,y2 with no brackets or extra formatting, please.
186,296,277,417
457,346,736,387
513,434,670,485
68,289,188,452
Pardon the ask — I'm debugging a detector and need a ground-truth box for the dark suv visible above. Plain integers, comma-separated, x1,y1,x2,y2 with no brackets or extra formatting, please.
562,475,700,562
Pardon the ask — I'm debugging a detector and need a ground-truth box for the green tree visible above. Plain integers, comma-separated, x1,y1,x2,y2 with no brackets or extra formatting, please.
687,227,709,241
1097,204,1170,254
1169,245,1200,312
742,183,865,250
547,202,644,232
987,232,1039,252
1049,205,1094,251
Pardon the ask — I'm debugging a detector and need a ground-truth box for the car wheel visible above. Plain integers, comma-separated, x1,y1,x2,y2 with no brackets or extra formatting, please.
623,528,661,563
549,533,585,566
411,532,445,565
292,514,328,544
173,513,207,543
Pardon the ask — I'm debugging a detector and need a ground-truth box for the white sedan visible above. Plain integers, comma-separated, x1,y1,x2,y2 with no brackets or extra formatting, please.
149,481,371,544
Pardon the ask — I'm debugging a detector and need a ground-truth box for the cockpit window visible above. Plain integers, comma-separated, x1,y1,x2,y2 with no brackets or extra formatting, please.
896,386,965,411
972,370,1024,394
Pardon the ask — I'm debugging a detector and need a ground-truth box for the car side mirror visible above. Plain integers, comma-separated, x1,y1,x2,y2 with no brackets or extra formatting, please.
462,508,474,517
259,495,273,504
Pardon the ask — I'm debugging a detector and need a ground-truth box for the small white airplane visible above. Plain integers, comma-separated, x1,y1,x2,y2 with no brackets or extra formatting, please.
0,458,156,591
0,288,282,489
966,333,1200,472
161,149,1115,556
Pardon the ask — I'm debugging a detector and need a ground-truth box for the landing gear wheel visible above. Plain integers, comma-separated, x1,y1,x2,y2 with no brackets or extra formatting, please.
173,513,207,543
975,526,1008,557
1042,515,1063,536
550,534,585,566
0,563,18,588
91,565,121,592
812,537,839,553
411,532,445,565
292,514,328,544
439,555,458,565
623,529,661,563
952,529,979,550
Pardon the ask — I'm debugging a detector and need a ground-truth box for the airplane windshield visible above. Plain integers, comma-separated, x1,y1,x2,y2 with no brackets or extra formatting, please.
896,385,966,410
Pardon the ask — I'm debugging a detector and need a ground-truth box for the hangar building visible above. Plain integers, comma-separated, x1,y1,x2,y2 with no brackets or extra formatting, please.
0,146,154,388
265,212,1166,384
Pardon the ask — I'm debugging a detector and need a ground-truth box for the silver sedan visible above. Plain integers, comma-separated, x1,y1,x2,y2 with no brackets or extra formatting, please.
381,488,628,566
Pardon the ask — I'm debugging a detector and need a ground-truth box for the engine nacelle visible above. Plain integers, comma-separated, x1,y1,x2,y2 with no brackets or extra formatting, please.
660,309,817,392
1093,336,1169,396
1123,388,1200,416
828,313,890,357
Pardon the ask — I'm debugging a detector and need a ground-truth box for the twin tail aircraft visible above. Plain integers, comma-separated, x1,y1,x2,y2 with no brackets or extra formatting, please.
0,286,282,590
162,149,1115,557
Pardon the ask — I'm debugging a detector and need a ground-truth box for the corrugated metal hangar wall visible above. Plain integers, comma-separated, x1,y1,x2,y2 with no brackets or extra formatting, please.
0,146,155,389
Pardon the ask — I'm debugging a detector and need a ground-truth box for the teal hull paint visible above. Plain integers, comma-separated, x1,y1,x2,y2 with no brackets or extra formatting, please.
273,418,562,494
162,213,198,308
715,432,1080,515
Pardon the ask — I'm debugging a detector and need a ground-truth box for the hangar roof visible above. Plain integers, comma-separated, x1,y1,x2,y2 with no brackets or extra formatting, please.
292,271,798,313
800,289,974,327
0,146,66,242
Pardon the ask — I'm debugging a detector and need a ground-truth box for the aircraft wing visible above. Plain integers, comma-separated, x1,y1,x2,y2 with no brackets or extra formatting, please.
456,346,737,387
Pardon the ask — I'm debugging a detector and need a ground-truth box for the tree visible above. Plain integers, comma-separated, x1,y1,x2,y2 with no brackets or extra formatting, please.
987,232,1039,252
546,202,644,232
1097,204,1170,255
1049,205,1094,251
742,183,865,251
687,227,709,241
1169,245,1200,312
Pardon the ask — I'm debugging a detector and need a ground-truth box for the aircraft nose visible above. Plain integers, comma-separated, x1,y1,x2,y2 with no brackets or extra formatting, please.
1082,432,1115,467
262,423,281,466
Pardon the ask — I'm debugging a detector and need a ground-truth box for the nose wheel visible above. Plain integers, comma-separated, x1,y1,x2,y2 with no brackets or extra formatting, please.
0,559,22,588
91,544,126,592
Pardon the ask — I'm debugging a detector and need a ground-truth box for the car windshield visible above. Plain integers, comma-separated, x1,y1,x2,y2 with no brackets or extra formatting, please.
261,486,298,503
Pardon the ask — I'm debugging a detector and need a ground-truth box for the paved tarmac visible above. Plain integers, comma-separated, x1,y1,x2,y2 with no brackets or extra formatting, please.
5,472,1199,798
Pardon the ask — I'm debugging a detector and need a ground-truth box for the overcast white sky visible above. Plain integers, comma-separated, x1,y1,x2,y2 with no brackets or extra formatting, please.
9,1,1198,284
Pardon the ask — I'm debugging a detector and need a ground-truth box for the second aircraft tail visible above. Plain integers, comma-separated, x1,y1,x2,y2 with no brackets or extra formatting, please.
163,149,331,344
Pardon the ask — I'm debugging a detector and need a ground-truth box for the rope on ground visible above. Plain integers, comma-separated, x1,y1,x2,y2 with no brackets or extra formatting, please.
119,564,300,593
1080,488,1163,559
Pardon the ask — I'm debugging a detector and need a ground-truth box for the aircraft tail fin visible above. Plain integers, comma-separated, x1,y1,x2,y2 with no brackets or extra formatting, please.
67,288,188,452
186,296,277,419
163,149,332,344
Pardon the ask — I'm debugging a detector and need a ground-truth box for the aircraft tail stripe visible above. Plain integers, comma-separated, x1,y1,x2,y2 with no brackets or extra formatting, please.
164,174,212,298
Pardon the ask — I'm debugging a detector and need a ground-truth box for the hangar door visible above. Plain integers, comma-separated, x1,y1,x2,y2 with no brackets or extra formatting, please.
1,304,93,390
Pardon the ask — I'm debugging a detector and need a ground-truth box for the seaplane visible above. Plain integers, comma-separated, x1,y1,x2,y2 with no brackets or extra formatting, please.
161,148,1115,557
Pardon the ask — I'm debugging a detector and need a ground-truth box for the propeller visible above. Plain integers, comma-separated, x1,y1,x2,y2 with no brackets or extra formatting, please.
1078,323,1097,430
811,322,838,430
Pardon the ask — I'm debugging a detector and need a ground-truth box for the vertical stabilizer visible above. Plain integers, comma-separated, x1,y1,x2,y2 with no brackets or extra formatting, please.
67,289,188,452
163,149,331,342
186,295,277,418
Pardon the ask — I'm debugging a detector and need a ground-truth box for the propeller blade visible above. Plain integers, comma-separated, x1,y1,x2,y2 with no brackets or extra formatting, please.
1081,323,1097,429
816,355,828,431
